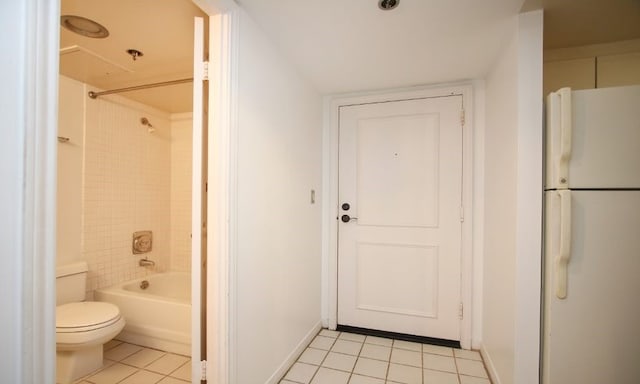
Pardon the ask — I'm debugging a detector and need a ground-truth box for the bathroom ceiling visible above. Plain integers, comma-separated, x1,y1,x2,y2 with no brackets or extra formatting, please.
59,0,206,113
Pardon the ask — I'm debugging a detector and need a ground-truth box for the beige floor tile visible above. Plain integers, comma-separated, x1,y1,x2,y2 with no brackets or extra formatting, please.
331,339,363,356
104,343,143,361
364,336,393,347
339,332,366,342
423,369,460,384
453,349,482,361
321,352,357,372
456,359,488,378
157,377,190,384
423,354,457,373
392,340,422,352
310,367,350,384
103,339,123,351
387,363,422,384
310,335,337,350
121,348,165,368
118,369,164,384
352,357,388,379
298,348,329,365
422,344,454,357
458,376,490,384
145,353,190,375
360,343,391,361
279,381,298,384
169,360,191,381
348,374,385,384
85,363,137,384
319,329,341,338
284,362,318,384
390,348,422,367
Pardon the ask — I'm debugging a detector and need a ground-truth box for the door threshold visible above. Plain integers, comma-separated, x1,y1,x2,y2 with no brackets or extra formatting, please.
336,325,461,349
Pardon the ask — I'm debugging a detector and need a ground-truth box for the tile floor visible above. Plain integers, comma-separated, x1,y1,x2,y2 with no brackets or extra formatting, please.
72,339,191,384
281,330,491,384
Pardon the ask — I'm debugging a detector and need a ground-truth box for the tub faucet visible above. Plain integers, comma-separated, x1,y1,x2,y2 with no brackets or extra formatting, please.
139,258,155,267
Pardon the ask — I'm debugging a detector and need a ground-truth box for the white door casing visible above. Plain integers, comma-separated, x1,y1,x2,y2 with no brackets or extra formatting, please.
337,95,464,341
191,16,206,382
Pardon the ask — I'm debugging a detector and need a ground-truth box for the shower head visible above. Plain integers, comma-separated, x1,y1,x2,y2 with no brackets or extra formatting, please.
140,117,155,133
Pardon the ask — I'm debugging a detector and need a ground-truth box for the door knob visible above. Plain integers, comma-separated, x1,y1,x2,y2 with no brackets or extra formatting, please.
341,214,358,223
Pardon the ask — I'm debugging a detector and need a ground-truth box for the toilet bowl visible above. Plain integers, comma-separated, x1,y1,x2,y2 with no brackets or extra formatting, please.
55,262,126,383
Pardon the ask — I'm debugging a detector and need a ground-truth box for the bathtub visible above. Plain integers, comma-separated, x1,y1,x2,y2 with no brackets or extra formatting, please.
94,272,191,355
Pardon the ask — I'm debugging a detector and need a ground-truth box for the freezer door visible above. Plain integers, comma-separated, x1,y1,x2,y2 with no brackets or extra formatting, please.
545,85,640,189
543,190,640,384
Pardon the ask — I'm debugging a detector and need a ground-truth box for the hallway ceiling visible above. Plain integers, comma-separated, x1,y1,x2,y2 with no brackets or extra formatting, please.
59,0,640,109
236,0,525,94
59,0,205,113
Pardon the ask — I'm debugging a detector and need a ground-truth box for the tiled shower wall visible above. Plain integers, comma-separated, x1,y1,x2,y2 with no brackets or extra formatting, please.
169,113,193,272
83,93,172,291
58,76,193,294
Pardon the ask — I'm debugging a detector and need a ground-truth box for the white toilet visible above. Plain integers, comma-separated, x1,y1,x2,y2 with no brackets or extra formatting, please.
56,262,125,383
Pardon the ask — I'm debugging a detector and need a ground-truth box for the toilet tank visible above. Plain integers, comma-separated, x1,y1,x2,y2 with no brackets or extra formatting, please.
56,261,88,305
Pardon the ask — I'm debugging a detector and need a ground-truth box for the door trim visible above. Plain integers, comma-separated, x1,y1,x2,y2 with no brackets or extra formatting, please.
193,1,239,383
323,84,474,349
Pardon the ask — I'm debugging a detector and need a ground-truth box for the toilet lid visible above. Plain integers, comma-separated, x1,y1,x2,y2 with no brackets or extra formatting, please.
56,302,121,333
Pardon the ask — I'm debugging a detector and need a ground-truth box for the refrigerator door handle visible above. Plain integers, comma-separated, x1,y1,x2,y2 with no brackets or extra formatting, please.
558,88,572,187
556,190,572,299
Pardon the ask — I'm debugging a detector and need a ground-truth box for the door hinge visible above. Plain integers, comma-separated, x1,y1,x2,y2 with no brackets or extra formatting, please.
460,109,466,126
460,205,464,222
459,302,464,319
203,61,210,81
201,360,207,381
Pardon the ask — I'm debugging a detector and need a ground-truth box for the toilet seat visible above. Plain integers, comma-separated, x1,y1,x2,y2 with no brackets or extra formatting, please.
56,302,122,333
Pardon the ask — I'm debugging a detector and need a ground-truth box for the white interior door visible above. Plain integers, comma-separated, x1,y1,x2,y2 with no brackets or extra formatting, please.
337,96,463,341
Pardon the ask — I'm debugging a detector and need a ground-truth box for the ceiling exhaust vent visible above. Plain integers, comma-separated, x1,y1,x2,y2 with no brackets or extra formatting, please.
378,0,399,11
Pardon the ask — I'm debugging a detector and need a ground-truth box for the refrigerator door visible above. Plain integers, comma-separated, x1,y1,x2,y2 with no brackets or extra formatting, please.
543,190,640,384
546,85,640,190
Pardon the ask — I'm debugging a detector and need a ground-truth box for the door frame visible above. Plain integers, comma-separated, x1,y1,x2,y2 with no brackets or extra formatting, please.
18,0,237,382
324,83,474,349
193,1,238,383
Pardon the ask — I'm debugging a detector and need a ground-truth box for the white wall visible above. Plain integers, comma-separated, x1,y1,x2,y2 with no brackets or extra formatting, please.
483,21,519,383
514,10,543,383
234,9,323,383
481,10,543,384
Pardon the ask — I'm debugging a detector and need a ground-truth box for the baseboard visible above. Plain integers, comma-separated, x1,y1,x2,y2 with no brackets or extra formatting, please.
265,320,322,384
480,344,501,384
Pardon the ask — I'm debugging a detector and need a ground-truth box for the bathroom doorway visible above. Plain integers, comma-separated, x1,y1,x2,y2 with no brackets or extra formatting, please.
56,0,210,381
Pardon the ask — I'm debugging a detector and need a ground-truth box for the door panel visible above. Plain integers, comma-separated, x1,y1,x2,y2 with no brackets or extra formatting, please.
338,96,463,340
356,242,438,318
356,113,439,227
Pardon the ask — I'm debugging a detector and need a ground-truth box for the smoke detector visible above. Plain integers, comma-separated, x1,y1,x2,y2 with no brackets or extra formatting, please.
378,0,400,11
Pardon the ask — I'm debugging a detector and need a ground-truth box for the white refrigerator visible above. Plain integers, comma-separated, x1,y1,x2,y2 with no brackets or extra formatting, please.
543,85,640,383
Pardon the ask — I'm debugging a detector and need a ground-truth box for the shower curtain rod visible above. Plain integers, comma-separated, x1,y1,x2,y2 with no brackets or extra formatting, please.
88,78,193,99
